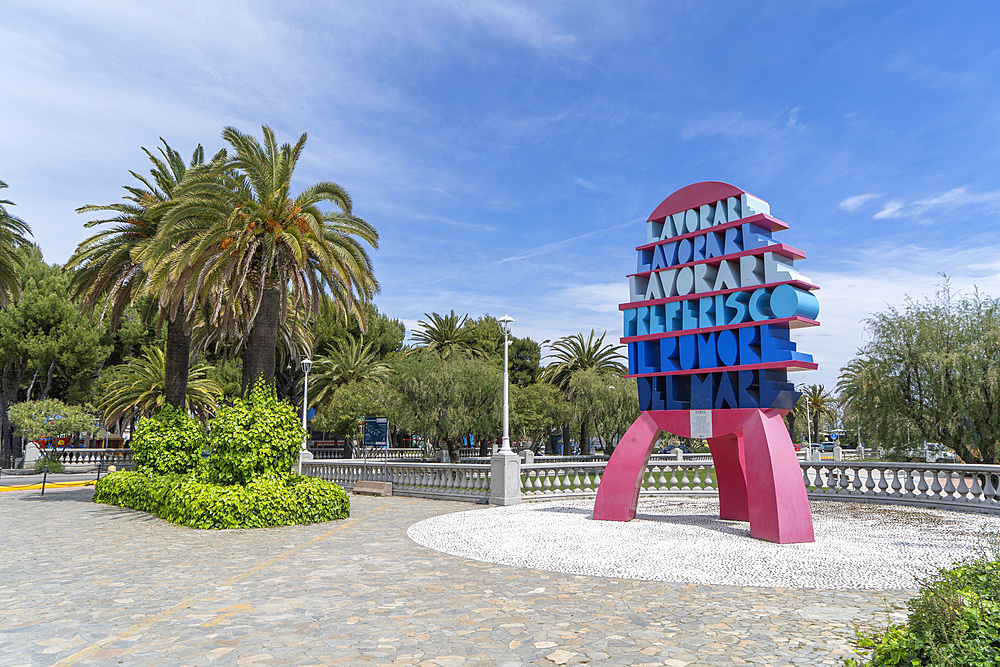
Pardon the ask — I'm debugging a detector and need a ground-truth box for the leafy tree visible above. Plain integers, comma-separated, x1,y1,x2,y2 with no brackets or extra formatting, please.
511,381,564,453
391,349,500,462
0,248,111,465
569,369,639,454
411,310,485,358
838,282,1000,463
311,380,395,458
153,125,379,392
312,302,405,360
0,180,33,306
7,398,97,442
98,345,222,427
542,330,627,455
508,337,543,386
69,141,217,409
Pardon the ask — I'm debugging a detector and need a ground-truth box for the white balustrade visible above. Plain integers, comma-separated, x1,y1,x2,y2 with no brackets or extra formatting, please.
299,455,1000,515
301,460,491,501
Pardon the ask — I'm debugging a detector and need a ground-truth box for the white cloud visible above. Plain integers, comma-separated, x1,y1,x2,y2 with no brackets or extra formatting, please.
873,200,905,219
837,193,880,212
869,186,1000,222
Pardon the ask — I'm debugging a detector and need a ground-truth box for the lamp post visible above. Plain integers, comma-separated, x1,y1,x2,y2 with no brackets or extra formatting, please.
300,358,313,451
498,315,514,454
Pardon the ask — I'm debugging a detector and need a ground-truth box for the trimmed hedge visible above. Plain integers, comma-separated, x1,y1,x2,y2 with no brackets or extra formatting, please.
94,470,350,529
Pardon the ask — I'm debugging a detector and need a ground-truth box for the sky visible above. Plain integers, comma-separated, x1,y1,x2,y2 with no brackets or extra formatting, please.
3,1,1000,389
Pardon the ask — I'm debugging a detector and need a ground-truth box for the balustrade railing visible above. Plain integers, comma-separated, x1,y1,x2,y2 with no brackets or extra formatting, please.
299,455,1000,515
49,448,132,466
521,461,718,500
801,461,1000,511
301,460,490,501
307,446,427,461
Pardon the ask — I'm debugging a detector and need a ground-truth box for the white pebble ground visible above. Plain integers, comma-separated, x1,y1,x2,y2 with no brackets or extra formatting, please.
407,497,1000,590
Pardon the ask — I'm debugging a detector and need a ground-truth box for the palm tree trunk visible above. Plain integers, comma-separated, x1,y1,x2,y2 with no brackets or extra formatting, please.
580,419,591,456
164,298,190,409
241,284,282,393
561,423,571,456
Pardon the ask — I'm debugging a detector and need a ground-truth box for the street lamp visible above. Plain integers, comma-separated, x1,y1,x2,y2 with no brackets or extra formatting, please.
300,357,313,451
498,315,514,454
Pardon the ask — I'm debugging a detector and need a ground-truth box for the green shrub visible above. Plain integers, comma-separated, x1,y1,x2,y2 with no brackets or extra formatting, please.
848,555,1000,666
206,379,304,486
94,471,349,529
131,404,206,475
33,455,65,473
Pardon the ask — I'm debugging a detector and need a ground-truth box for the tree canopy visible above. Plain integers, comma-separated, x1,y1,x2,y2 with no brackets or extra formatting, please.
838,282,1000,463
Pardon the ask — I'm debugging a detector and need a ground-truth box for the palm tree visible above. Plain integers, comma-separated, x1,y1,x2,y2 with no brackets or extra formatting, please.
797,384,835,444
542,330,627,455
311,334,390,405
99,345,222,426
411,310,484,358
0,180,33,306
68,141,218,409
151,125,378,392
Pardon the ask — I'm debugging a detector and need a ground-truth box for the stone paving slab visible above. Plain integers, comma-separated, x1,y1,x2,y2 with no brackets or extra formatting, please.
0,487,909,665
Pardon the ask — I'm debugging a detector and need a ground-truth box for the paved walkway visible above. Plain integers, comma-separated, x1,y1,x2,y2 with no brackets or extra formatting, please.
0,487,909,666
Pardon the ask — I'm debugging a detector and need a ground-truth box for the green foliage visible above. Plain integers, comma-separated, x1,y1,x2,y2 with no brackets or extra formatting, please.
98,345,222,424
838,281,1000,463
511,381,565,447
93,470,349,529
312,380,393,439
569,370,639,453
391,348,500,460
206,379,304,485
411,310,486,359
7,398,97,440
848,546,1000,666
130,404,206,475
0,179,33,306
33,455,65,473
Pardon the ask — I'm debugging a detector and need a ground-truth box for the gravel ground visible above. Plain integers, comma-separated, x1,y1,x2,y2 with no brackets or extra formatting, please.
408,497,1000,591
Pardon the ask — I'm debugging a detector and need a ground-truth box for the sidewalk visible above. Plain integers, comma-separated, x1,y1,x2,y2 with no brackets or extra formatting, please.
0,487,907,665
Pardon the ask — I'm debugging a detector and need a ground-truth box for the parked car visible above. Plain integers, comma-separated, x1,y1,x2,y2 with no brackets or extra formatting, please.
656,444,693,455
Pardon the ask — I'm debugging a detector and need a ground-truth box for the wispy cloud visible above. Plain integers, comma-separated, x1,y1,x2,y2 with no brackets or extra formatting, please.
497,220,636,264
871,186,1000,220
837,193,880,212
576,177,599,191
787,106,801,129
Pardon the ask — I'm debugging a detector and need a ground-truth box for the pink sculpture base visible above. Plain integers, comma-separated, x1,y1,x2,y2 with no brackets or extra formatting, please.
593,409,814,544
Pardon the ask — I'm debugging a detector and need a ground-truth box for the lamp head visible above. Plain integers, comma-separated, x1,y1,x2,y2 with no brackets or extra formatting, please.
300,358,313,374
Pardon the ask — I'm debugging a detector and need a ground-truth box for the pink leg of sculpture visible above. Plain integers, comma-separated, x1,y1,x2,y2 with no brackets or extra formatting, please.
707,434,749,522
593,412,660,521
741,409,815,543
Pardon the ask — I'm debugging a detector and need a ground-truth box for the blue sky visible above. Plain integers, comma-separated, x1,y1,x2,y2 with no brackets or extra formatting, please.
3,1,1000,389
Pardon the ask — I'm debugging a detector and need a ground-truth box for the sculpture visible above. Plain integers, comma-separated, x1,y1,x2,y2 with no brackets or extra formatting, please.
592,181,819,543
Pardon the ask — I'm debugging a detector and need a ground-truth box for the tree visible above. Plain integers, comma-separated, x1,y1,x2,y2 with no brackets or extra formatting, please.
511,381,564,453
391,349,500,462
542,330,627,455
0,247,111,466
69,140,217,409
98,345,222,427
310,335,390,405
797,384,835,444
311,380,394,458
569,369,639,454
153,125,379,392
0,180,33,306
411,310,485,359
839,282,1000,463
